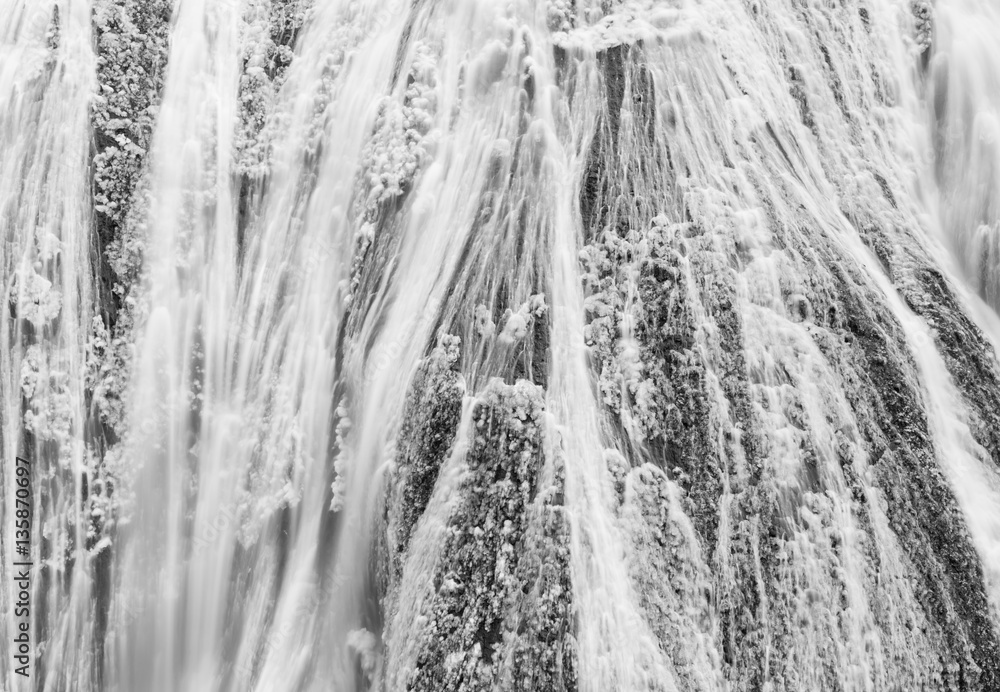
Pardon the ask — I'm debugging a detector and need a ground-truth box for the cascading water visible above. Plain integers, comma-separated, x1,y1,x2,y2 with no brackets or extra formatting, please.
1,0,97,688
929,0,1000,307
4,0,1000,690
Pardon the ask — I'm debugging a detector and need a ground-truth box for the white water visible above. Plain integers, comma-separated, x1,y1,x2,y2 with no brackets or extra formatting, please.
3,0,1000,690
923,0,1000,616
931,0,1000,307
1,1,95,689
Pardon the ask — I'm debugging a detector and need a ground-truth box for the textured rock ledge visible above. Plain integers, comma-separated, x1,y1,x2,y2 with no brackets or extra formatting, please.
380,358,576,691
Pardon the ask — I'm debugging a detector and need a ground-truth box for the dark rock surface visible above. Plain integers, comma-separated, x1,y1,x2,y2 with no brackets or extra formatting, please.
381,375,576,691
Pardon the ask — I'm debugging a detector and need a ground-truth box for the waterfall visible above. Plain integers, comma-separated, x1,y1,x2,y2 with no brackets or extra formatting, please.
1,0,96,688
4,0,1000,690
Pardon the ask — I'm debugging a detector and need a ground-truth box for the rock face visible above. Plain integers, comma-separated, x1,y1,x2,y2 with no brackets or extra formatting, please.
382,374,575,691
3,1,1000,691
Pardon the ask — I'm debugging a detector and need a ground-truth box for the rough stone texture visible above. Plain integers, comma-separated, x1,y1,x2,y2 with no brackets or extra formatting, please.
91,0,171,320
496,453,576,692
636,245,723,546
383,379,576,691
235,0,311,179
88,0,172,438
842,217,1000,691
386,343,465,579
570,22,1000,691
617,463,720,691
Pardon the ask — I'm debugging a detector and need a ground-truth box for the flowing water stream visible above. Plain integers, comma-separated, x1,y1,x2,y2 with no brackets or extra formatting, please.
4,0,1000,690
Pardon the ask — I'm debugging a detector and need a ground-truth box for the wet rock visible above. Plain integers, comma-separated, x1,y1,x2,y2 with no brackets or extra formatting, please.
387,343,465,577
384,380,575,691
